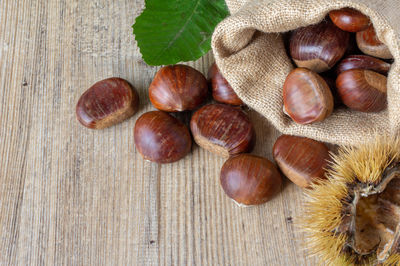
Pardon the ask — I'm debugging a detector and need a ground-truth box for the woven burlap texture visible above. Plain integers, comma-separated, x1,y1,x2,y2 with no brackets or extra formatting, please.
212,0,400,145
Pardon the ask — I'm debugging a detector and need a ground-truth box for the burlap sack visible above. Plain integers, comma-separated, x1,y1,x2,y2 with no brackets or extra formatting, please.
212,0,400,145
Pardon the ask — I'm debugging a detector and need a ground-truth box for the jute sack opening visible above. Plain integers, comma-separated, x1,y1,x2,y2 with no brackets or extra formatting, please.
212,0,400,145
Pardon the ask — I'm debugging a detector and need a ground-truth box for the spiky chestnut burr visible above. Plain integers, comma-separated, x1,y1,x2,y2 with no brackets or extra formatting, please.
302,136,400,265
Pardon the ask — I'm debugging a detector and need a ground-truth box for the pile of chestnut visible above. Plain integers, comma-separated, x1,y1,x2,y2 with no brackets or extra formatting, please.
284,8,392,124
76,7,389,207
76,62,332,206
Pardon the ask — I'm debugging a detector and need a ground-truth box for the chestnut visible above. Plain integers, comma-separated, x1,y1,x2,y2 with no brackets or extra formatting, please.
134,111,192,163
190,104,255,158
356,25,393,59
336,55,391,75
329,8,370,32
220,154,282,206
283,68,334,124
273,135,330,188
149,64,208,112
290,20,350,73
76,77,139,129
336,69,387,112
208,63,243,106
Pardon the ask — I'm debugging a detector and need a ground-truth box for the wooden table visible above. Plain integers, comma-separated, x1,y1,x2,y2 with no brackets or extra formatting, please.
0,1,315,265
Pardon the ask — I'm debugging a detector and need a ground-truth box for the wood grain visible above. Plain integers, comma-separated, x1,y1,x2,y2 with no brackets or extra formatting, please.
0,0,317,265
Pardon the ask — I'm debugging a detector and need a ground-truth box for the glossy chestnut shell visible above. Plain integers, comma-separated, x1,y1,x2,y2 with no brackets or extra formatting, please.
336,69,387,112
149,65,208,112
273,135,330,188
289,20,350,73
283,68,334,124
329,8,370,32
76,77,139,129
134,111,192,163
208,63,243,106
190,104,255,158
336,55,391,75
220,154,282,206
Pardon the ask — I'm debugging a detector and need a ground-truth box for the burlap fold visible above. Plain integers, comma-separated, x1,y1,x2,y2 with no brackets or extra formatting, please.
212,0,400,145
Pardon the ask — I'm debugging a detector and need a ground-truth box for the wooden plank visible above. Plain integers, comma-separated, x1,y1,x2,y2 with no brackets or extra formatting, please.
0,0,317,265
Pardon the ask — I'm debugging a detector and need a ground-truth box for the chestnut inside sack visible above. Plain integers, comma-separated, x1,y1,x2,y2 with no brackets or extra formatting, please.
212,0,400,145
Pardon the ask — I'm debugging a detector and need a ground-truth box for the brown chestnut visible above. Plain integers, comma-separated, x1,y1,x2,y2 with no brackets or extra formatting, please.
134,111,192,163
149,65,208,112
290,20,350,73
356,25,393,59
336,69,387,112
76,77,139,129
190,104,255,158
208,63,243,106
336,55,391,75
283,68,334,124
273,135,330,188
329,8,370,32
220,154,282,206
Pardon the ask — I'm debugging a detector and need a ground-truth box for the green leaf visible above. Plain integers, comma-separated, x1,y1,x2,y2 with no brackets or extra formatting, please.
133,0,229,66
